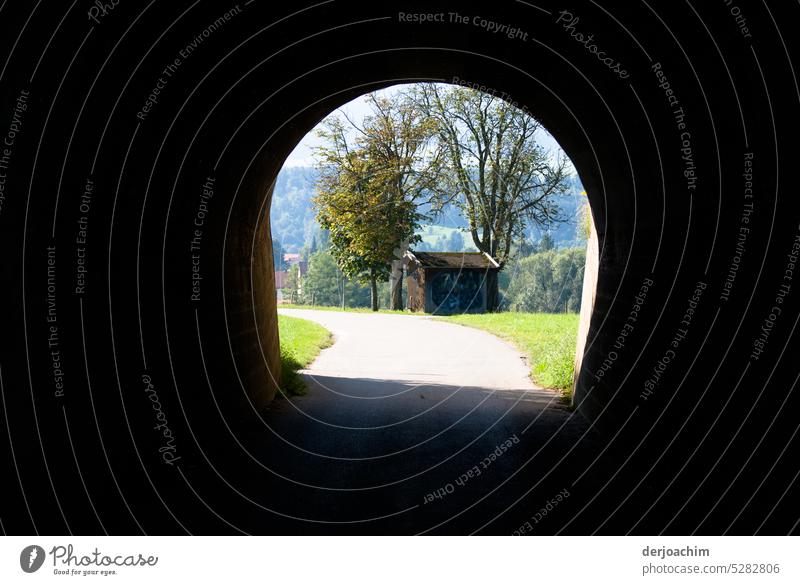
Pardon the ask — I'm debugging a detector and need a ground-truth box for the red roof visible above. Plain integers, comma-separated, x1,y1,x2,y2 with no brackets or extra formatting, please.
283,253,301,263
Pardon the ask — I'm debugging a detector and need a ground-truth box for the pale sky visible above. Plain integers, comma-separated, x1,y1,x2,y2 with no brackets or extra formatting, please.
282,83,566,168
283,91,380,167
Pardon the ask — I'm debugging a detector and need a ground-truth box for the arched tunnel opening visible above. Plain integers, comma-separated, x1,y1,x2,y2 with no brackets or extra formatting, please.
2,0,799,536
263,81,595,405
233,73,608,417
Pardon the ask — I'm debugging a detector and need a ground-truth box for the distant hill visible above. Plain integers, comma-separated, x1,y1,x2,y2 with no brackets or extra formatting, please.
269,166,319,252
270,167,587,253
416,224,478,252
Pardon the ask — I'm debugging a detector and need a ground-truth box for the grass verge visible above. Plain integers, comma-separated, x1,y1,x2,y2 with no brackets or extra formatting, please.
278,314,333,396
437,312,580,401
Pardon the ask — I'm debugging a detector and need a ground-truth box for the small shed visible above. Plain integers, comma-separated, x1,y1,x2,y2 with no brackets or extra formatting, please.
404,251,500,314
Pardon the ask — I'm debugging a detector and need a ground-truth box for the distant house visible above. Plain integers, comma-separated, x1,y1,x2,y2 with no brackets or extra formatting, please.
283,253,307,277
274,270,290,290
404,251,500,314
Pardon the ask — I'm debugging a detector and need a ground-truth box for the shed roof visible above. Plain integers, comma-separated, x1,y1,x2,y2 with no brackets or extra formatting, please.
405,251,500,269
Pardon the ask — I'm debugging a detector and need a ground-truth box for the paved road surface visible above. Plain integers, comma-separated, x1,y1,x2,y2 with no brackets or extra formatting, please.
285,308,544,393
233,309,611,534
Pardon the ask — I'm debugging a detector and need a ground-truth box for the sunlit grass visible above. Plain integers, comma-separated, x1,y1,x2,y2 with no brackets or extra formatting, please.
437,312,580,401
278,314,333,396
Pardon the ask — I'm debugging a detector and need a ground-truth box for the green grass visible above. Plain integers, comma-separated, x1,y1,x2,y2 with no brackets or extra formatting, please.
437,312,580,400
417,224,478,251
278,314,333,396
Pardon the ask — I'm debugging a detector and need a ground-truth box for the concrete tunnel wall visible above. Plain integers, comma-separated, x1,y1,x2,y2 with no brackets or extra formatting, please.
574,211,598,400
3,0,800,532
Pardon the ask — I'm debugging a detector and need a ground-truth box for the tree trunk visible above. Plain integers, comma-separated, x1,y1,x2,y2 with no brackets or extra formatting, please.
370,269,379,312
486,270,499,312
390,266,403,310
389,239,408,310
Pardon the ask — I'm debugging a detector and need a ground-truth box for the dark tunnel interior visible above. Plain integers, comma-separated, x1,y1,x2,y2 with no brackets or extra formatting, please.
1,0,799,535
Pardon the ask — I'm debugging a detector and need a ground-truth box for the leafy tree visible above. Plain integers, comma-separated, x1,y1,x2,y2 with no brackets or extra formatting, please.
313,92,446,309
314,149,420,310
272,236,286,271
516,238,538,258
414,84,571,310
505,248,585,313
342,278,372,308
302,251,342,306
538,232,555,252
285,263,301,303
297,250,373,308
317,228,331,251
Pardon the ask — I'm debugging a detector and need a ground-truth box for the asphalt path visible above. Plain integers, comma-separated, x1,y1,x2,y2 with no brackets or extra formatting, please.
234,309,614,534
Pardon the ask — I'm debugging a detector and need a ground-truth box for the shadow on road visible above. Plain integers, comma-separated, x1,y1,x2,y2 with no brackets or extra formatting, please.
184,374,648,534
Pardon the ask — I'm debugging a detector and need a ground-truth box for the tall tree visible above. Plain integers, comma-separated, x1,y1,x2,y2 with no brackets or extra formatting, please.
415,84,571,310
314,148,419,311
285,263,301,304
506,248,585,313
314,91,445,310
302,251,341,306
539,232,555,252
272,236,285,271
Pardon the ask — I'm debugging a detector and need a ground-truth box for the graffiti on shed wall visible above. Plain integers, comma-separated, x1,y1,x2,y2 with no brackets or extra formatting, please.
430,270,484,313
